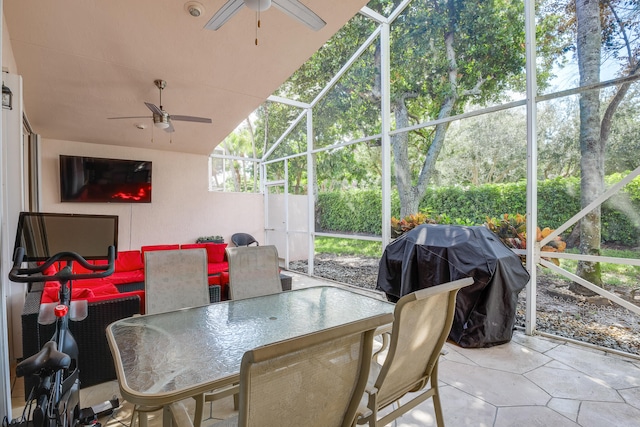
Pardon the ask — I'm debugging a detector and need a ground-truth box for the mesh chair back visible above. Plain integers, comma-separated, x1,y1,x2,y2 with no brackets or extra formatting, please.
374,278,474,408
144,249,209,314
231,233,259,246
238,312,393,427
226,246,282,300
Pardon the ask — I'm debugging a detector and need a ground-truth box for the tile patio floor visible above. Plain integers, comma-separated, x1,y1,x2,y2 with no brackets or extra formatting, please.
10,272,640,426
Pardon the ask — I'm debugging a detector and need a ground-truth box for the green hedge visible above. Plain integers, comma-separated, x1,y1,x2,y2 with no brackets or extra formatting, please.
316,175,640,246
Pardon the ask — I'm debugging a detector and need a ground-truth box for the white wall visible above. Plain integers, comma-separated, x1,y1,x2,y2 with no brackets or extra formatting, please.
40,139,265,250
1,73,23,363
1,10,18,417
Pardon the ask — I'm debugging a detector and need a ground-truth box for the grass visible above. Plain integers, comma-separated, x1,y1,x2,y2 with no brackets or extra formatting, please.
555,247,640,287
315,236,382,257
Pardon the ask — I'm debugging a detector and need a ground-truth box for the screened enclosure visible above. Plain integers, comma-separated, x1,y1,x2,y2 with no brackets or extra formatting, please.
211,0,640,355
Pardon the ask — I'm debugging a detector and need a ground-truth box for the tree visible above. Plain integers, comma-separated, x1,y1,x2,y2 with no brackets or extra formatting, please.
435,108,528,186
383,0,535,216
537,98,582,179
224,0,564,211
575,0,604,290
605,85,640,173
567,0,640,290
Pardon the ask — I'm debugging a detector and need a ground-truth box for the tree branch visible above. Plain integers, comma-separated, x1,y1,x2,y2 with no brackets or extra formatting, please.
461,77,485,96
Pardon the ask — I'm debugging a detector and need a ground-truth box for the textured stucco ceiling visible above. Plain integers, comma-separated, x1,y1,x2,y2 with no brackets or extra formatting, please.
3,0,367,154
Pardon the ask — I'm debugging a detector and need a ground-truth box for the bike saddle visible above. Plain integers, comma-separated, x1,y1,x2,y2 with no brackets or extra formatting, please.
16,341,71,377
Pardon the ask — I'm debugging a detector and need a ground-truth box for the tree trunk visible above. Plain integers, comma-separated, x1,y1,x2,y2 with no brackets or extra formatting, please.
231,161,242,192
574,0,603,294
392,100,420,217
246,117,258,191
393,27,458,218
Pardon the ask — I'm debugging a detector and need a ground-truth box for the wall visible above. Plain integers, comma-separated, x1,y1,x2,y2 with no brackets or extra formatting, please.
1,11,19,417
1,13,16,73
40,139,265,250
1,73,23,364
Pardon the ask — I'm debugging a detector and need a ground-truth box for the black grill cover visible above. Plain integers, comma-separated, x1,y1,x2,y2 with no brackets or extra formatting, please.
377,224,530,348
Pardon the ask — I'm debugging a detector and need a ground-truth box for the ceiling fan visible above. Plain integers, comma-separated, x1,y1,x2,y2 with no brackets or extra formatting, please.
108,80,212,133
204,0,326,32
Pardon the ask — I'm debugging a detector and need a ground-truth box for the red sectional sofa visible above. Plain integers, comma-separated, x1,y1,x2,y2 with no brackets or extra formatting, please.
38,243,231,311
21,243,229,395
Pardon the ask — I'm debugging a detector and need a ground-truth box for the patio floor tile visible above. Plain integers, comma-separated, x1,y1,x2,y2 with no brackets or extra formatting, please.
439,360,551,407
525,365,623,401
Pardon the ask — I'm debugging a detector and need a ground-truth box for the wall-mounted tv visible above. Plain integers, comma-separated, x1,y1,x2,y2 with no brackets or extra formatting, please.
60,155,152,203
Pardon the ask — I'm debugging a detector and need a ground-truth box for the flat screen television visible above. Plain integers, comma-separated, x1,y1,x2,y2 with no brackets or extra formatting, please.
59,155,152,203
14,211,118,261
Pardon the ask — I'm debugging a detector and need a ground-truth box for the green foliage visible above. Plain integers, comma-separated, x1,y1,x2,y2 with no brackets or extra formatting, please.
390,211,476,237
553,248,640,287
317,175,640,245
316,190,384,234
314,236,381,257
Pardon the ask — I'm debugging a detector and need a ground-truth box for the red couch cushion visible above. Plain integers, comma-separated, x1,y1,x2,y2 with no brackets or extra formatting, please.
141,244,180,261
41,287,93,303
41,283,119,303
180,243,207,250
206,243,227,263
207,262,229,275
109,270,145,285
115,250,143,272
181,243,227,263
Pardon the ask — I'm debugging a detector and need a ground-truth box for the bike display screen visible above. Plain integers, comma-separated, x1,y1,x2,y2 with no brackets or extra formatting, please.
14,212,118,261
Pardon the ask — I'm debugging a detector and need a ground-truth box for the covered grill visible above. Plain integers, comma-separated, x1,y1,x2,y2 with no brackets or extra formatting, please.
377,224,530,347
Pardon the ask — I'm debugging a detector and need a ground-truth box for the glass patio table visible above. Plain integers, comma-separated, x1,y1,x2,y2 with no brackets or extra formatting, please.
106,286,394,416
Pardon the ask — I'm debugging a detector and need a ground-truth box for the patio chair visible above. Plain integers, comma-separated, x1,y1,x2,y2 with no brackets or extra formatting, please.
231,232,259,247
354,277,474,427
142,248,233,427
226,245,281,300
144,248,210,315
168,310,394,427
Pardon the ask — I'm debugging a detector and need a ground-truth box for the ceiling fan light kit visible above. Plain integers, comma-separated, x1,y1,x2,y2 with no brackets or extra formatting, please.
204,0,326,33
245,0,271,11
153,117,170,129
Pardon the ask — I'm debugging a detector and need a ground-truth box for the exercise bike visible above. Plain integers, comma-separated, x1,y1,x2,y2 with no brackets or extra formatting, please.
5,246,119,427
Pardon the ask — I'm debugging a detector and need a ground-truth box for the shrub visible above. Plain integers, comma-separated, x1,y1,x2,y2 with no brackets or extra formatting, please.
316,174,640,245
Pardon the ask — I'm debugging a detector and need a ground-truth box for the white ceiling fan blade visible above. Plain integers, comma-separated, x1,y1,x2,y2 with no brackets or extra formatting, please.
171,115,212,124
204,0,245,31
144,102,164,116
108,116,151,120
272,0,326,31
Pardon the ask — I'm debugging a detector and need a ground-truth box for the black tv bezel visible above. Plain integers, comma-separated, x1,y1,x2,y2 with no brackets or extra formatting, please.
14,211,119,261
59,155,152,203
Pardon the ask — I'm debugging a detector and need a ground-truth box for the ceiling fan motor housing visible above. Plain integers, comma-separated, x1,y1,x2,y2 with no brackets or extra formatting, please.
245,0,272,12
153,112,170,129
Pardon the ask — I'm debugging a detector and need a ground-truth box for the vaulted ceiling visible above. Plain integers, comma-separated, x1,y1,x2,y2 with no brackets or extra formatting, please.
3,0,367,155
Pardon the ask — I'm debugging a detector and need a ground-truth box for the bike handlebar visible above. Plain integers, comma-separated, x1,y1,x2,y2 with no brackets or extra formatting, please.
9,246,116,283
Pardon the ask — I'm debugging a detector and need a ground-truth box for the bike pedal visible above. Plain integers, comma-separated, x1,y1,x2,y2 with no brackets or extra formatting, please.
90,396,119,418
77,407,97,425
